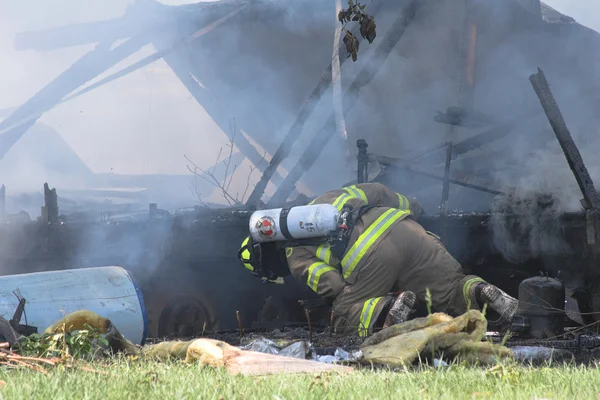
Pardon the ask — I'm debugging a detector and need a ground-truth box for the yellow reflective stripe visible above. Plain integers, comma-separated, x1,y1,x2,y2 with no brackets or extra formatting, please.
463,277,487,305
359,297,383,337
342,209,408,279
306,262,337,292
345,185,368,204
240,237,254,271
316,244,332,265
397,193,409,210
332,192,354,211
309,199,316,205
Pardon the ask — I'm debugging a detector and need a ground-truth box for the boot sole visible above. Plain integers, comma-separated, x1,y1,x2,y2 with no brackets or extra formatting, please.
387,291,417,325
481,285,519,322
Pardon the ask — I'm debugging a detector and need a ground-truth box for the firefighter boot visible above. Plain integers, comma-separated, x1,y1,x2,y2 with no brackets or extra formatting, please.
475,283,519,326
383,291,417,329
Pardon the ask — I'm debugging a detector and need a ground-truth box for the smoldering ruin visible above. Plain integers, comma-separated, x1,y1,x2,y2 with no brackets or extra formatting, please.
1,0,600,364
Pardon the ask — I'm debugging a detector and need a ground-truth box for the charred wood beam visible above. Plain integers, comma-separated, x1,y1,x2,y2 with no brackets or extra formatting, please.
434,106,494,129
406,142,451,163
160,54,288,191
372,154,504,196
0,8,242,163
331,0,347,146
451,112,541,157
410,168,503,196
529,68,600,210
12,0,333,52
357,139,369,184
267,0,420,207
442,0,474,148
244,0,388,207
0,185,5,223
12,0,247,51
0,36,149,163
151,6,293,197
440,142,453,243
14,18,136,51
60,51,166,104
416,111,540,167
61,7,244,106
42,183,59,224
452,118,522,156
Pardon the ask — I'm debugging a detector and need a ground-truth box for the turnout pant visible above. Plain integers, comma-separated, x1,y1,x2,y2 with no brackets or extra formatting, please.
332,218,485,336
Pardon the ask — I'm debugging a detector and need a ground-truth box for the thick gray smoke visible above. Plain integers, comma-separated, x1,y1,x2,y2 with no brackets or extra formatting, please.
1,0,600,279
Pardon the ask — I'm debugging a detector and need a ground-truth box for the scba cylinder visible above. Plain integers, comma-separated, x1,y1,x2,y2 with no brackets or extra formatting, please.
249,204,339,242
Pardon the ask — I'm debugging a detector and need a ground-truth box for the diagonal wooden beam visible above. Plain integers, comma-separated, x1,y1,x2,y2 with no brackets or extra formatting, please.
0,7,244,163
161,54,270,171
12,0,249,51
60,7,244,106
529,68,600,210
0,36,149,162
14,18,134,51
244,0,389,207
161,54,295,199
267,0,421,207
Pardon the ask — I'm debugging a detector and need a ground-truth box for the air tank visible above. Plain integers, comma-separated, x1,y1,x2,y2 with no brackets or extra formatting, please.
0,266,147,345
249,204,339,242
518,275,565,339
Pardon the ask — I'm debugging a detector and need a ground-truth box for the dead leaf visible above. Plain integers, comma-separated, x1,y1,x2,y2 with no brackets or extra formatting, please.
359,15,376,43
343,31,359,62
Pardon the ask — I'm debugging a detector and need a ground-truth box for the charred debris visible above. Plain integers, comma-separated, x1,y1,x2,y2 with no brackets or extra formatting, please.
1,0,600,353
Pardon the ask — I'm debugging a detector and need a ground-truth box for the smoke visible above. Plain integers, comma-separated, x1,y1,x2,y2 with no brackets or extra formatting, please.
0,1,237,289
1,0,600,304
0,0,345,331
490,191,573,263
310,0,600,263
5,1,597,206
0,1,233,193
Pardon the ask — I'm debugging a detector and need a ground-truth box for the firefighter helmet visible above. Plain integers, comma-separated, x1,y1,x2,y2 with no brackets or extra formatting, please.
237,236,289,283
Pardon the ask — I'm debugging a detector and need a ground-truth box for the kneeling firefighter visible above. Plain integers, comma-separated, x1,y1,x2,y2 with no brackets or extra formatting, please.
238,182,518,337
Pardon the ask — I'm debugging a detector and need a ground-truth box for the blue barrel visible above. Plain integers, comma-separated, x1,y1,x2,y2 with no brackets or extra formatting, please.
0,266,148,345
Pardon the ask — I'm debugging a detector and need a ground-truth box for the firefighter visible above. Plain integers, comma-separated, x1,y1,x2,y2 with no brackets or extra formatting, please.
239,182,518,337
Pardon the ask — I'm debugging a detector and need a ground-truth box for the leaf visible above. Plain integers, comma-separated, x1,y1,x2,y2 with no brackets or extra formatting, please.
359,14,377,43
343,31,360,62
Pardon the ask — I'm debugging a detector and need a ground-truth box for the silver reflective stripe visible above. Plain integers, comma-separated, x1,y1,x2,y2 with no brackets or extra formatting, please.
359,297,382,337
397,193,405,210
307,262,335,292
345,186,368,203
332,193,352,210
317,244,331,264
397,193,410,211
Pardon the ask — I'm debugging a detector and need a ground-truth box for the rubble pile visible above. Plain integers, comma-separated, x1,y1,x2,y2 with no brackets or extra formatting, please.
2,307,600,377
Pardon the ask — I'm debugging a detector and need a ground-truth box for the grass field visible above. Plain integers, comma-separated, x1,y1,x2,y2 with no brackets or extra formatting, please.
0,359,598,400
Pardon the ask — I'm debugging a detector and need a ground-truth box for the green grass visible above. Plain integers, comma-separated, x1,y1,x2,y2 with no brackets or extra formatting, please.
0,359,599,400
